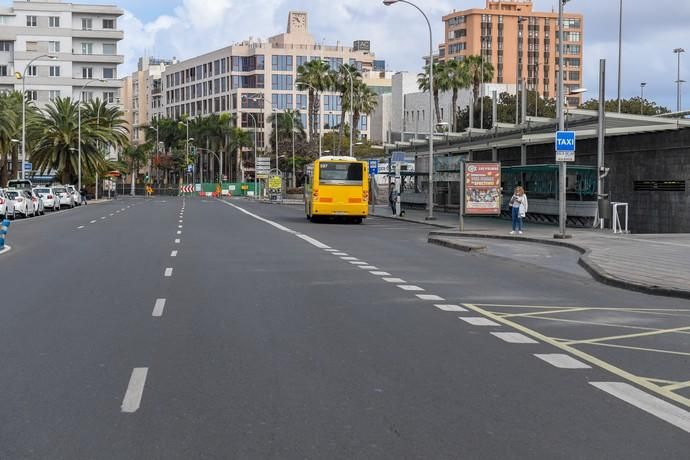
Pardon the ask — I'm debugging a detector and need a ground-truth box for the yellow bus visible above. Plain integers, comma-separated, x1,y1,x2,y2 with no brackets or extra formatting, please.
304,156,369,223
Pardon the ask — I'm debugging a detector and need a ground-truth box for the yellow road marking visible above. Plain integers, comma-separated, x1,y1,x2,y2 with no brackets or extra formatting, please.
641,377,680,385
462,303,690,408
473,303,690,312
581,341,690,358
509,314,659,332
499,307,589,319
664,381,690,391
562,325,690,346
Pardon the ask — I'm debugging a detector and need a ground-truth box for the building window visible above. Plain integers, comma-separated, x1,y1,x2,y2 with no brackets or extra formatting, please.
0,41,11,52
26,15,37,27
82,67,93,79
103,43,116,55
0,65,7,77
82,18,93,30
81,43,93,55
103,91,115,103
103,68,115,79
26,65,37,77
49,41,61,53
26,90,38,101
49,16,60,28
49,90,60,101
272,93,293,110
271,74,293,90
271,55,293,72
103,19,115,29
49,66,60,77
323,113,342,130
297,55,308,68
323,94,341,111
296,94,308,110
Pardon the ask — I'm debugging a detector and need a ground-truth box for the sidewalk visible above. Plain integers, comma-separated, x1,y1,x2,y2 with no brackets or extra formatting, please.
372,205,690,299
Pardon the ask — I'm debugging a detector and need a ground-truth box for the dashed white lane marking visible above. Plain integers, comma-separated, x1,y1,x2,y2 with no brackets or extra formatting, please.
460,317,501,326
174,239,181,244
116,210,120,213
341,256,358,261
590,382,690,433
359,266,378,270
295,234,330,249
349,261,367,265
170,250,178,257
370,271,391,276
535,354,591,369
109,213,114,216
416,294,445,301
77,225,85,229
179,220,183,223
90,220,97,224
164,267,173,277
398,285,424,291
120,208,125,211
127,206,130,208
101,216,106,220
383,278,406,283
152,298,166,317
434,304,468,312
121,367,148,413
492,332,538,344
332,252,348,256
178,225,183,229
176,230,182,235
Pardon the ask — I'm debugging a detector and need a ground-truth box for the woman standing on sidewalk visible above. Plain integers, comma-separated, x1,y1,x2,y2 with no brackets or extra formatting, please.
509,186,528,234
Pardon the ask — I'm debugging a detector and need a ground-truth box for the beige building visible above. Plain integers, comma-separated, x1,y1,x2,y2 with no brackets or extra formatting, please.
443,0,584,106
158,11,391,178
121,56,174,145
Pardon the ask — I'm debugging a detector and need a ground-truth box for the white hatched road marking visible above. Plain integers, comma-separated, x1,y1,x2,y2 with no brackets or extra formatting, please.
398,285,424,291
460,317,501,326
164,267,173,277
359,266,378,270
416,294,445,301
491,332,538,344
152,299,166,317
324,248,338,252
170,250,178,257
333,252,348,256
349,261,367,265
434,304,468,312
370,271,391,276
90,220,96,224
535,354,591,369
383,278,406,283
591,382,690,433
121,368,148,413
77,225,85,229
340,256,358,261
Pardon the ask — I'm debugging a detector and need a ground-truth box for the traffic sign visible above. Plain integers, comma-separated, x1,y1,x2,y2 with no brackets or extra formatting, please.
555,131,576,162
391,151,406,163
187,164,193,172
23,162,32,170
368,159,378,175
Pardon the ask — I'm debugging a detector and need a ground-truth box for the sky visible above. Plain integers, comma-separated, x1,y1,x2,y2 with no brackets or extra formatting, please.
4,0,689,110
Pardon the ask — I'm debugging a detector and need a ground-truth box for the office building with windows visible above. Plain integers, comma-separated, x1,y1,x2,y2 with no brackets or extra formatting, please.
442,0,584,106
0,0,123,106
159,11,391,172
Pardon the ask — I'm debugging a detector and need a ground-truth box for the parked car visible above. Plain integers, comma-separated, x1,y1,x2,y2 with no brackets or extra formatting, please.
33,187,60,212
6,190,36,217
6,179,33,192
29,190,45,216
0,189,16,220
66,185,82,206
53,186,75,209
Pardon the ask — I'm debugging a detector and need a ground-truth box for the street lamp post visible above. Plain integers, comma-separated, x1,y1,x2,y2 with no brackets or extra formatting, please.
480,36,485,129
77,79,105,192
178,120,191,184
640,82,647,115
617,0,623,113
556,0,570,239
15,54,57,181
383,0,435,220
516,16,526,125
674,48,685,113
331,61,355,157
245,112,259,199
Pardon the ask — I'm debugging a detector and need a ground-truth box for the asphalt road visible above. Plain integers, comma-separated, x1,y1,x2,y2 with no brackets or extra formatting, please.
1,197,689,459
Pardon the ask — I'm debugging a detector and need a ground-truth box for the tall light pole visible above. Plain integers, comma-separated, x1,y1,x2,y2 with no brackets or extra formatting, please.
383,0,435,220
15,54,57,181
674,48,685,113
556,0,570,239
178,120,190,184
480,36,485,129
640,82,646,115
617,0,623,113
329,60,355,157
516,16,526,125
245,112,259,199
77,78,105,191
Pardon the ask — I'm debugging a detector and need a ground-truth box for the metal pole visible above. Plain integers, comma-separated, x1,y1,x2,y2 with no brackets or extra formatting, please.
480,37,484,130
516,17,522,125
186,122,189,184
350,70,354,157
640,82,646,115
675,48,685,113
291,113,296,188
492,90,497,133
459,160,465,231
21,74,25,180
78,103,81,189
617,0,623,113
535,63,539,117
597,59,606,230
556,0,568,239
521,78,527,125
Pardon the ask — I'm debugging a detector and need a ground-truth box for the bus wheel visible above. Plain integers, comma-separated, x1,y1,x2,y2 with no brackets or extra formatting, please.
353,217,363,224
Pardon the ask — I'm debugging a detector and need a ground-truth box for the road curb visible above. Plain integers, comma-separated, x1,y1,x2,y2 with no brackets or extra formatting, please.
427,238,486,252
428,232,690,300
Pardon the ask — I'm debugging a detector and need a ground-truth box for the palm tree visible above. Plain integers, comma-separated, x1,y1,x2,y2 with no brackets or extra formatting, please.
351,82,378,144
464,55,495,109
0,91,23,185
437,60,470,131
121,143,149,194
418,61,445,126
227,127,253,180
330,64,360,155
296,59,332,145
267,110,306,151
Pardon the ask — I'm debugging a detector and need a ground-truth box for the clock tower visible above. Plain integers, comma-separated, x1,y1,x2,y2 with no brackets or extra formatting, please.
287,11,308,33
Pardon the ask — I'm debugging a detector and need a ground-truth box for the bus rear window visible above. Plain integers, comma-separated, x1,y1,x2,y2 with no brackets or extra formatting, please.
319,162,363,185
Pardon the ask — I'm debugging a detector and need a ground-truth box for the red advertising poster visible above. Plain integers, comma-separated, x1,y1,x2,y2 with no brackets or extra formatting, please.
465,162,501,215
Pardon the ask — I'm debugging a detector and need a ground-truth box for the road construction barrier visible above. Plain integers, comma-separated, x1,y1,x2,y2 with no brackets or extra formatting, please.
0,219,10,250
179,185,194,194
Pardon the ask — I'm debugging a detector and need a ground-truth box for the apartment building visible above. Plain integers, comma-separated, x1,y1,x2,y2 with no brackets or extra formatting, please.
121,56,174,145
160,11,391,155
0,0,123,106
443,0,584,106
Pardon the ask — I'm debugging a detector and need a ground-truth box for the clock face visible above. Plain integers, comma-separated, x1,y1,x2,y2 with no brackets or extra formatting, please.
292,14,305,28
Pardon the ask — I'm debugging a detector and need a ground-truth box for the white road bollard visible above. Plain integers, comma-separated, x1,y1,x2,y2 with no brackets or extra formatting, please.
0,219,10,249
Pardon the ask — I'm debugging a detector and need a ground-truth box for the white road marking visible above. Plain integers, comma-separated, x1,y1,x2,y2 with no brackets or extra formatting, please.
178,225,183,229
295,233,330,249
179,220,183,223
590,382,690,433
101,216,106,220
177,230,182,235
383,278,406,283
121,368,148,413
349,261,367,265
164,267,173,277
77,225,85,229
170,250,178,257
90,220,96,224
109,213,114,216
152,298,166,317
121,208,125,211
460,317,501,326
324,248,338,252
332,252,348,256
359,266,378,270
370,271,391,276
398,285,424,291
416,294,445,301
174,238,181,244
492,332,538,344
434,304,468,312
116,210,120,213
341,256,358,261
535,354,591,369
